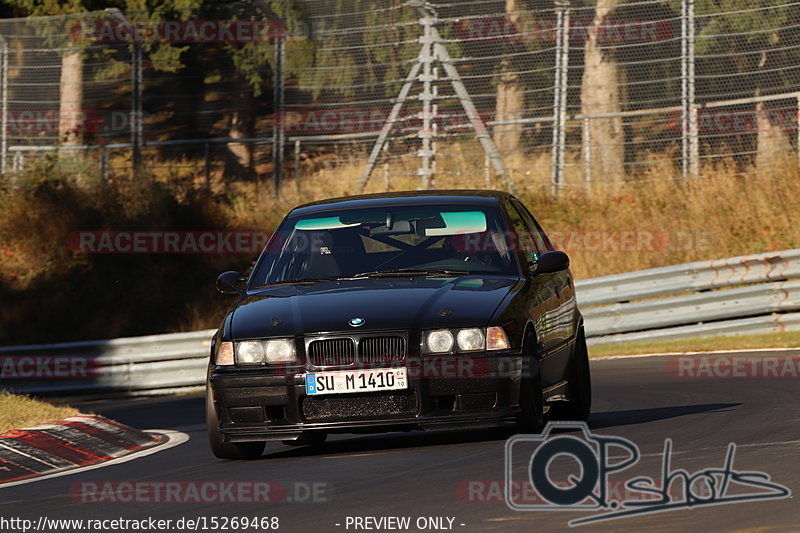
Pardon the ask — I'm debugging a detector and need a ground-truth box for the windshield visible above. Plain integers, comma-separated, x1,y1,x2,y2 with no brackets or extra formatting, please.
250,204,519,286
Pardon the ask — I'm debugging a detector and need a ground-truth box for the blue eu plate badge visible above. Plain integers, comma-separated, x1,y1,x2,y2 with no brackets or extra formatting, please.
305,374,317,395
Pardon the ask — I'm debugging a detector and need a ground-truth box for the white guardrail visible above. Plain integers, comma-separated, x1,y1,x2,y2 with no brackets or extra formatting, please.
2,248,800,396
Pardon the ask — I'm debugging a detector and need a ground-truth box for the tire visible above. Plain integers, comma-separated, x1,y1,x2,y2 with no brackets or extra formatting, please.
282,431,327,448
550,327,591,422
206,385,265,460
517,333,545,433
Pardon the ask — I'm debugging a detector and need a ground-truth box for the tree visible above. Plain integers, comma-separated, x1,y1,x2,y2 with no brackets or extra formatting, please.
6,0,95,146
694,0,800,169
580,0,626,181
7,0,204,147
494,0,525,156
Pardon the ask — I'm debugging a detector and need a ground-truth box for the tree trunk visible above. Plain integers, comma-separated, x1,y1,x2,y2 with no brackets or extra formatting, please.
755,100,792,169
580,0,625,181
59,49,83,146
494,0,524,156
755,50,791,169
224,87,255,181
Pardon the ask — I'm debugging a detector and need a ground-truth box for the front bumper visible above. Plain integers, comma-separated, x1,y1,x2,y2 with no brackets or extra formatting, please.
209,352,523,442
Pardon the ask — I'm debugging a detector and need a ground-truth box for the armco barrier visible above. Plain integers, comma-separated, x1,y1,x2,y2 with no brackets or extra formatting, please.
576,248,800,345
2,249,799,396
0,330,215,396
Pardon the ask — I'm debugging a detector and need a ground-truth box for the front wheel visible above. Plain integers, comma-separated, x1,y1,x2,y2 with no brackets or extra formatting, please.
206,385,265,460
517,334,545,433
550,328,591,422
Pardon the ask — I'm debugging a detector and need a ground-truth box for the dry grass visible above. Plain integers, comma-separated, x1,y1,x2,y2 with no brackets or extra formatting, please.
216,146,800,280
0,393,79,434
589,331,800,358
1,146,799,343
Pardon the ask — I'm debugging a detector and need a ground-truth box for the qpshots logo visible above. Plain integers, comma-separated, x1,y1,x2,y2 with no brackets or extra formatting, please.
504,422,791,526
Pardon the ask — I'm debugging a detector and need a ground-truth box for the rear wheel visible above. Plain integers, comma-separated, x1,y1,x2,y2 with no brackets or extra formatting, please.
206,385,265,460
550,328,591,422
517,333,545,433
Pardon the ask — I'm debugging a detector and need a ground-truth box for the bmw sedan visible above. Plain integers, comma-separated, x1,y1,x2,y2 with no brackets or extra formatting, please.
206,190,590,459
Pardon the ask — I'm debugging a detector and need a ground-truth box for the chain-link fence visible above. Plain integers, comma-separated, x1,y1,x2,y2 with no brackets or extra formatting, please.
2,0,800,194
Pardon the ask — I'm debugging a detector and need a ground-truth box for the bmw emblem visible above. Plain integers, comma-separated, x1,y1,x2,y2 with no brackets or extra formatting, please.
348,317,365,327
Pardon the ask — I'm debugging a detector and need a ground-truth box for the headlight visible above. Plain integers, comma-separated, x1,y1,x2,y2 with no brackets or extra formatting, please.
424,330,455,353
215,341,234,365
486,326,510,350
456,328,485,351
235,338,297,364
236,341,265,364
264,339,296,363
422,327,510,354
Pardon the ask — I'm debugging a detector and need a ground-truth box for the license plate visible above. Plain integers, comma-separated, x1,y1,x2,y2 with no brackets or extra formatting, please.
305,368,407,395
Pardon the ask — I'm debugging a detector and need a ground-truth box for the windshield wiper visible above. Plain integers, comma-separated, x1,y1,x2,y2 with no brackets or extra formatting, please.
352,268,471,278
256,277,339,288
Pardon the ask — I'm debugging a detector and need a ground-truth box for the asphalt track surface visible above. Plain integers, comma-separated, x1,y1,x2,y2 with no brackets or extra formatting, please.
2,351,798,533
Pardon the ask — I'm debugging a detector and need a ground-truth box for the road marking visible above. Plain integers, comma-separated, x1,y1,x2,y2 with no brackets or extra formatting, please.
0,429,189,490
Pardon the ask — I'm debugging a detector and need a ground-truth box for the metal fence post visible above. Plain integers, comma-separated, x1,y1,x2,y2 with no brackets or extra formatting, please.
131,41,143,180
272,35,286,196
681,0,698,178
419,13,435,189
796,94,800,166
0,38,7,176
551,0,570,196
294,139,301,189
383,141,390,191
203,142,210,189
100,144,108,181
582,117,591,182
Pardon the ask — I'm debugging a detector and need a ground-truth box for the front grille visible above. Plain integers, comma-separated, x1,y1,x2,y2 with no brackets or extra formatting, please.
308,338,355,367
301,391,417,421
359,336,406,365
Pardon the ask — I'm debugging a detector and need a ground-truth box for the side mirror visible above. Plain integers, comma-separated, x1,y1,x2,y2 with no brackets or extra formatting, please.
529,251,570,275
217,271,245,294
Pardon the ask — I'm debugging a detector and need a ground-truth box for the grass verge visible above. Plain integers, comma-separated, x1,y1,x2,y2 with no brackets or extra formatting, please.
0,393,80,434
588,331,800,358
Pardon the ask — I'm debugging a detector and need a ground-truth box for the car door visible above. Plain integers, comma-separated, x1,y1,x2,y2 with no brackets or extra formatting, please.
512,199,577,342
507,199,577,386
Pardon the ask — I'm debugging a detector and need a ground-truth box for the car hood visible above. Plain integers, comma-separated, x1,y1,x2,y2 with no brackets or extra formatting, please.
230,275,518,339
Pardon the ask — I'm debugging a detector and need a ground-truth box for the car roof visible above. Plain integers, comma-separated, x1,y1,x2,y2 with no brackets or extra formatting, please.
289,189,514,217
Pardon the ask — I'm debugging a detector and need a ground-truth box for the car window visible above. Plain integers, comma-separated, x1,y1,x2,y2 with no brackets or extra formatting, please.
250,204,519,286
511,200,552,253
504,200,539,263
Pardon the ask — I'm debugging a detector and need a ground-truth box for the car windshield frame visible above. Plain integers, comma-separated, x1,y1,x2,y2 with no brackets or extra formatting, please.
246,202,524,289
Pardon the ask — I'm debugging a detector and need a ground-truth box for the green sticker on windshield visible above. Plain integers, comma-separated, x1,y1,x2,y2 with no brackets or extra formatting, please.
425,211,487,236
295,217,361,231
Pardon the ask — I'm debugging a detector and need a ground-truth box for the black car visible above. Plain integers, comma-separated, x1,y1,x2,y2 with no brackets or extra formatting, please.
207,190,590,459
